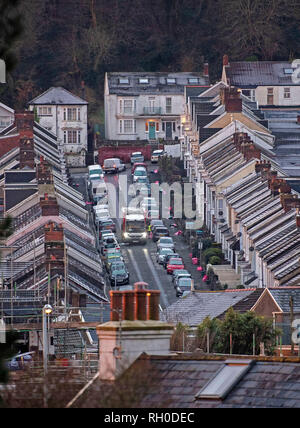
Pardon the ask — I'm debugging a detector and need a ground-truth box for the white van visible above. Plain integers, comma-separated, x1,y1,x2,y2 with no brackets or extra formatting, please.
88,165,104,179
92,182,108,204
103,158,126,174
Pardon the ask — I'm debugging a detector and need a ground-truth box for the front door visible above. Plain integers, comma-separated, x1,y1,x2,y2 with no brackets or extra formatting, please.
149,122,156,140
166,122,172,139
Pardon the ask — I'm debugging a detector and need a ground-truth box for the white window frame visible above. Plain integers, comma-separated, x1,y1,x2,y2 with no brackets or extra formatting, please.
119,119,136,134
38,106,52,116
63,107,81,121
166,97,172,114
119,98,136,114
63,130,81,144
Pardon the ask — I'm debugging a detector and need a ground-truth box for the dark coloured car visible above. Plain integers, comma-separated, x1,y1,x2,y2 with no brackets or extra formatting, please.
109,262,130,286
152,227,169,242
175,277,194,297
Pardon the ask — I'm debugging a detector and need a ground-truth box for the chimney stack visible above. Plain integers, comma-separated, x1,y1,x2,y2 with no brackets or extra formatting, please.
223,54,229,66
97,283,174,381
40,194,59,216
221,87,242,113
16,112,35,169
203,62,209,78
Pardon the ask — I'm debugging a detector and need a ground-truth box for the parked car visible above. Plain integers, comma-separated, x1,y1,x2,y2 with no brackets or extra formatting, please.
172,270,191,284
130,152,145,165
133,167,147,183
104,255,124,271
157,237,175,251
167,258,185,274
100,237,120,256
156,248,175,264
98,219,116,236
174,277,194,295
151,149,164,163
163,253,181,269
152,226,170,242
131,162,147,175
108,261,130,286
103,158,126,174
176,288,191,298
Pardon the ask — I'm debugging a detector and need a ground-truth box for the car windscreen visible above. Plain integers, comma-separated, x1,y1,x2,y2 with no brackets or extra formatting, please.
169,259,183,265
160,237,172,243
156,228,168,233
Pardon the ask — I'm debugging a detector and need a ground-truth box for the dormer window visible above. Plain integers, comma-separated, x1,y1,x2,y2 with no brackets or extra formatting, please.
167,78,176,84
119,77,129,84
188,78,199,84
139,78,149,84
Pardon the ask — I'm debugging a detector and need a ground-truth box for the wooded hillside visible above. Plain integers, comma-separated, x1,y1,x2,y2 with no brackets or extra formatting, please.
1,0,299,125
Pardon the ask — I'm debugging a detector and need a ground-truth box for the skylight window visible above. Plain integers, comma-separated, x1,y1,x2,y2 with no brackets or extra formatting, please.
188,78,199,84
195,359,254,400
139,78,149,84
119,78,129,84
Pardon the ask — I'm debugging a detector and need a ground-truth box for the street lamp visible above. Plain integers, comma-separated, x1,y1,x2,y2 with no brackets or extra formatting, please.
42,304,53,375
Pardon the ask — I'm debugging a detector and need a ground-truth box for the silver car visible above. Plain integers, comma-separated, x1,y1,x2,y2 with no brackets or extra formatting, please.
156,248,175,264
157,237,175,251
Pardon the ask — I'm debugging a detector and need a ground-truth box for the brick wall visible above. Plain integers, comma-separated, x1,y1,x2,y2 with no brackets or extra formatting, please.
98,145,154,164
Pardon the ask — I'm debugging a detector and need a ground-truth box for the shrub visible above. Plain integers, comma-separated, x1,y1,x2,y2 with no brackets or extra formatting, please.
202,247,223,264
209,256,222,265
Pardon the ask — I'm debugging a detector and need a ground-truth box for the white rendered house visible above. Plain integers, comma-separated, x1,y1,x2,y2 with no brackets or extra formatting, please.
105,72,209,141
28,87,88,167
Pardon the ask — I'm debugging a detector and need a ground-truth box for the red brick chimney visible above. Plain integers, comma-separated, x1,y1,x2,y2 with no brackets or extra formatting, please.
110,282,161,322
203,62,209,78
223,55,229,66
255,160,272,178
280,194,300,213
37,156,53,185
40,193,59,216
44,222,65,276
221,87,242,113
15,112,35,169
233,133,260,161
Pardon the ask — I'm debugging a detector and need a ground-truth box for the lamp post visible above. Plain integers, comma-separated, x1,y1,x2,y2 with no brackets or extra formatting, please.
42,304,53,375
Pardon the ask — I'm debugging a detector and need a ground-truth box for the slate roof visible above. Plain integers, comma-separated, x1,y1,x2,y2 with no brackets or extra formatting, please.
107,72,209,96
225,61,298,87
28,87,88,105
218,288,264,318
133,354,300,408
162,290,256,326
269,288,300,312
76,354,300,408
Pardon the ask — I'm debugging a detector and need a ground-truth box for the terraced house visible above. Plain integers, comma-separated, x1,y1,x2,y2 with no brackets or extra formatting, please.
0,109,108,358
181,80,300,289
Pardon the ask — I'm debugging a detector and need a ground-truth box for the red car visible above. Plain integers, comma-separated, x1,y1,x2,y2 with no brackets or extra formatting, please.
167,258,185,274
131,162,147,175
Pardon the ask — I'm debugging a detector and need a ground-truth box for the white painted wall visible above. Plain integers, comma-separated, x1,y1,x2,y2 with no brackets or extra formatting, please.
255,86,300,106
105,93,184,141
30,104,88,167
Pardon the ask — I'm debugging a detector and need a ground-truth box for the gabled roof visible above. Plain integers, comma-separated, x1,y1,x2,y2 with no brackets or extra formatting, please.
28,87,88,106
